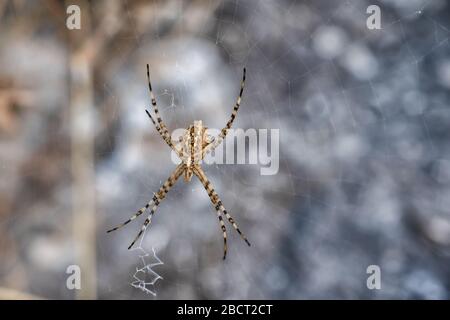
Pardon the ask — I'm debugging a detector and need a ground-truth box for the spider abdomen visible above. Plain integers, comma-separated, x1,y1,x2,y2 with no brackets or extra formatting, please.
178,120,210,166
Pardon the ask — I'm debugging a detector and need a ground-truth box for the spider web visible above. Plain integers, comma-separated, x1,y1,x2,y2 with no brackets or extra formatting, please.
129,231,164,297
96,0,450,299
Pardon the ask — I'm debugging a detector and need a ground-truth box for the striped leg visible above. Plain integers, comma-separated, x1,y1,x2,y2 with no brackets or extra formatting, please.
145,109,183,157
204,68,246,156
106,192,158,233
147,64,169,137
185,167,227,258
194,165,251,249
216,210,228,260
107,165,184,248
216,201,251,247
127,164,184,249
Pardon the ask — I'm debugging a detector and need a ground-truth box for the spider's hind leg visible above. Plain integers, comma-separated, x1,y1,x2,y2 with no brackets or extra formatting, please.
217,211,228,260
193,165,251,249
216,201,251,247
106,193,159,233
127,164,184,249
107,164,184,250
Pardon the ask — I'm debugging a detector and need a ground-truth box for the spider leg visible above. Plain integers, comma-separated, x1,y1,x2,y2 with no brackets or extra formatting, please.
127,164,184,249
196,173,228,259
145,109,168,143
193,165,251,249
218,202,251,247
216,210,228,260
204,68,246,156
107,165,184,249
146,64,170,136
106,191,157,233
145,109,183,157
181,167,228,259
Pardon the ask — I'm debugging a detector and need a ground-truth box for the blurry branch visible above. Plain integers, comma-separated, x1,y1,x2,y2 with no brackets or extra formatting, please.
68,0,96,299
70,52,97,300
0,287,43,300
66,0,122,300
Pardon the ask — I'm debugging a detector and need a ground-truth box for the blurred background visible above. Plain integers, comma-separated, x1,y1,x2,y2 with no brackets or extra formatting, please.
0,0,450,299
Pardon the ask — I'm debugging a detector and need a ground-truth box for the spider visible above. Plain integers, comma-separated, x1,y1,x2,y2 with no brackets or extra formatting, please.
107,64,250,259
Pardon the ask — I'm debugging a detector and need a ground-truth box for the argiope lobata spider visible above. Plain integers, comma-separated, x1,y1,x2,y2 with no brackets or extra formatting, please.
107,64,250,259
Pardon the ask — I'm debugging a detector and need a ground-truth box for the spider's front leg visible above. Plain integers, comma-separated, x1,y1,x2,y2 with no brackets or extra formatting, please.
193,165,251,258
145,64,183,158
204,67,246,156
146,64,169,135
145,110,183,158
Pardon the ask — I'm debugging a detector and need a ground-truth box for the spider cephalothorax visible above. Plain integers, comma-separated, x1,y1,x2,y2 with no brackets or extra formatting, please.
107,65,249,260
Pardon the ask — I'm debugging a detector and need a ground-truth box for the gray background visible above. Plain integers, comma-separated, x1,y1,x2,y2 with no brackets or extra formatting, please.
0,0,449,299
